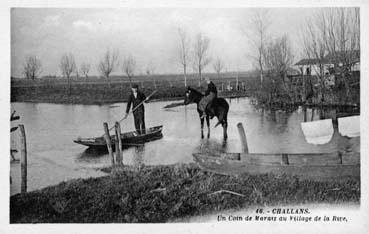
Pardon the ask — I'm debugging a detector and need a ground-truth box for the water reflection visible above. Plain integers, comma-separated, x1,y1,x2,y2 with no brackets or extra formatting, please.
132,145,145,169
301,105,359,123
197,138,229,154
77,147,108,159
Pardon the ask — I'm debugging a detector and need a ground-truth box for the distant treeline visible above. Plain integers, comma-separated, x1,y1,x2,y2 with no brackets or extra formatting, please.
11,70,258,84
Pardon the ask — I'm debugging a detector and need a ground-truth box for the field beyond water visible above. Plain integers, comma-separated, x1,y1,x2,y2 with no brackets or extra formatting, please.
11,74,256,105
11,72,360,108
10,164,360,223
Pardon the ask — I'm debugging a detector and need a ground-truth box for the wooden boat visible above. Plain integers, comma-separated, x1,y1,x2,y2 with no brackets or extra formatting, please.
193,122,361,181
193,151,360,181
74,125,163,149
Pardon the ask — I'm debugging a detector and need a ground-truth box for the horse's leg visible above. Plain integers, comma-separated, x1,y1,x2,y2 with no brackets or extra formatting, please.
206,115,210,138
222,115,228,140
200,113,204,139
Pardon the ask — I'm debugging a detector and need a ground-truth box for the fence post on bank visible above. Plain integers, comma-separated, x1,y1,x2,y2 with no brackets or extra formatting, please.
19,124,27,193
237,123,249,154
115,122,123,165
103,122,115,166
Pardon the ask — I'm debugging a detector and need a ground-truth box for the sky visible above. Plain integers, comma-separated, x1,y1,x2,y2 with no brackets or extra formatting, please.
11,8,318,77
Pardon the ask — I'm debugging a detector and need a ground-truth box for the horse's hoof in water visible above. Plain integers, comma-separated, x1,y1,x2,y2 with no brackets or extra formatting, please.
207,134,210,139
201,134,204,139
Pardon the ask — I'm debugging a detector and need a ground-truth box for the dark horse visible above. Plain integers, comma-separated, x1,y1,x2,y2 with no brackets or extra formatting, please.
184,87,229,139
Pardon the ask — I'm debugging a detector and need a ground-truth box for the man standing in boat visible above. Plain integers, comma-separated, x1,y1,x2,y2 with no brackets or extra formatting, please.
124,84,149,135
199,77,217,119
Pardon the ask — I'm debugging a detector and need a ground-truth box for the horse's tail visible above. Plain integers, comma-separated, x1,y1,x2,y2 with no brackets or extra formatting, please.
214,99,229,128
214,119,223,128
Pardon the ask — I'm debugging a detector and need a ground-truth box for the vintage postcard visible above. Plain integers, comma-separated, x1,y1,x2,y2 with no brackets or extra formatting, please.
1,0,369,233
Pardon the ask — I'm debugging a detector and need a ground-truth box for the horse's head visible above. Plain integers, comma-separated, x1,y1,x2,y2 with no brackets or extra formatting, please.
184,86,199,105
184,87,192,105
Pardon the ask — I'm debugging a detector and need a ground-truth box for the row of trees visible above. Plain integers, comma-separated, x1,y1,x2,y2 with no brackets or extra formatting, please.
23,50,138,89
23,40,226,89
22,29,226,89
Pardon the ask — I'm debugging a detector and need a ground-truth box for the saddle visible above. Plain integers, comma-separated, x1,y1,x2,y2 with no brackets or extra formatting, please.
200,93,217,118
205,100,216,119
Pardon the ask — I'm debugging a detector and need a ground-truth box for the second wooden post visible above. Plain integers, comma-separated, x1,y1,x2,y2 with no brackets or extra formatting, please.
237,123,249,154
115,122,123,165
19,124,27,193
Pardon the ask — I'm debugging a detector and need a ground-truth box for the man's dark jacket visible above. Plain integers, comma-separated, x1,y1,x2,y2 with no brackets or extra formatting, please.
126,91,146,115
205,81,217,97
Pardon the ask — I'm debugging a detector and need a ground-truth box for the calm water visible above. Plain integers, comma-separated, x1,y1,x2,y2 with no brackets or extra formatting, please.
10,98,359,195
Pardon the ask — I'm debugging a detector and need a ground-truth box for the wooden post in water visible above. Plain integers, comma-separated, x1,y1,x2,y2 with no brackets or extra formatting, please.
281,154,289,165
103,122,115,166
236,72,239,90
115,122,123,165
338,151,343,164
302,73,306,102
19,124,27,193
237,123,249,154
114,127,120,165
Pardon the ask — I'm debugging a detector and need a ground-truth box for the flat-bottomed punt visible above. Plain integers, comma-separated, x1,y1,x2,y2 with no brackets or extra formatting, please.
74,125,163,149
193,151,360,181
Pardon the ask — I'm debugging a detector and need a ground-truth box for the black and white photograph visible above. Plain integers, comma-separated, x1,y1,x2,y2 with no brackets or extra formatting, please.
2,1,369,233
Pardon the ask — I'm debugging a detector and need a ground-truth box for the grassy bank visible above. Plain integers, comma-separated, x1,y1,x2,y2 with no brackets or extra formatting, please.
10,164,360,223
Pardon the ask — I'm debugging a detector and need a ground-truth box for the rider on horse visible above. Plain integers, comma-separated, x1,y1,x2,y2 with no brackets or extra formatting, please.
199,77,217,119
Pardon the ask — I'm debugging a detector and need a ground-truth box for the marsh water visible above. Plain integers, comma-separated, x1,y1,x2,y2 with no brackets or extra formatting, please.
10,98,359,195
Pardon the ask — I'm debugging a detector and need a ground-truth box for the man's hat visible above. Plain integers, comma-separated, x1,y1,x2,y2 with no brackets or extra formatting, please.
132,83,139,89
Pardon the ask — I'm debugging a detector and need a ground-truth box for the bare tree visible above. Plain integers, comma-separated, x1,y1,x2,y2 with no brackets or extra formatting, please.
60,53,76,79
178,28,190,87
302,8,360,101
213,57,225,78
264,35,294,76
324,8,359,64
23,55,42,80
325,8,359,101
60,53,76,94
80,63,91,80
302,14,329,102
193,33,211,86
122,55,136,87
98,49,119,88
247,10,270,88
146,65,156,89
263,35,294,101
